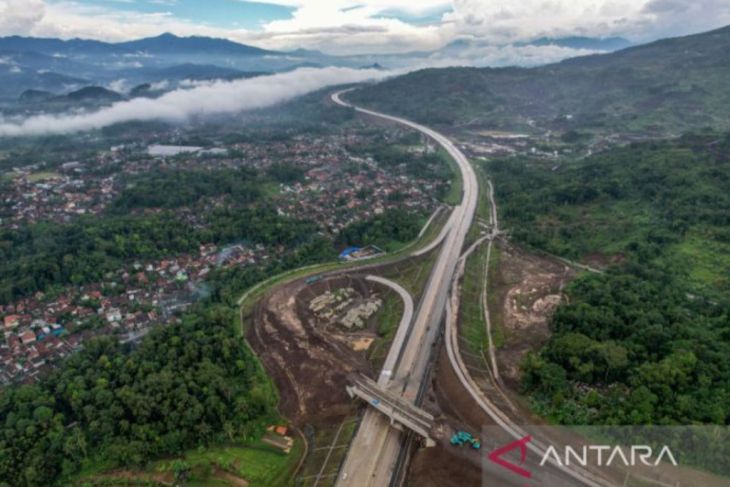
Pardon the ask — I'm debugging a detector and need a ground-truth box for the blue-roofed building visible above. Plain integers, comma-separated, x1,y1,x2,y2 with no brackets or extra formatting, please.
339,245,385,261
339,247,362,260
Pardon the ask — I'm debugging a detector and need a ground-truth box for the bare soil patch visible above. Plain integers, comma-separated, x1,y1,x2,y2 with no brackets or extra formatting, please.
582,251,625,269
87,470,173,486
247,275,380,426
492,242,575,388
213,466,250,487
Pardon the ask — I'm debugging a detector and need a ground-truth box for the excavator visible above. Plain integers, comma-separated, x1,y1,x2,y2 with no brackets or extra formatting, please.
450,430,481,450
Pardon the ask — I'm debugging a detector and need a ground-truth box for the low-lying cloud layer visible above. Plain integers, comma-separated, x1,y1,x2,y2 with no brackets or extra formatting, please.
0,67,390,137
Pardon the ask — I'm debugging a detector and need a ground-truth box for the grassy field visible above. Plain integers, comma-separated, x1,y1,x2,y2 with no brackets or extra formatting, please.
667,227,730,297
458,242,489,357
295,418,359,487
485,245,505,349
260,181,282,198
367,289,405,370
27,170,61,182
380,253,437,300
73,440,303,487
1,171,21,182
180,442,301,486
439,148,463,206
474,163,493,222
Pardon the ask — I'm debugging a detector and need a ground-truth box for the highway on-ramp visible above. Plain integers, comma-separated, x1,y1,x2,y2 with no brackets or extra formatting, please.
332,89,479,486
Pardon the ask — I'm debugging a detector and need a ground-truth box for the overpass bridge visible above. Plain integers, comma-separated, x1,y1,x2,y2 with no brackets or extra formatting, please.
346,374,436,447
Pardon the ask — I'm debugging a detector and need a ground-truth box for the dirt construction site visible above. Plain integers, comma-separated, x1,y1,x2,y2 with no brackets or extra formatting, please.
246,274,381,426
406,241,577,487
244,237,578,486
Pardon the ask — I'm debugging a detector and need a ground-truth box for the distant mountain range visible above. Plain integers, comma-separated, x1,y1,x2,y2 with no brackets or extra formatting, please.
0,31,636,104
0,33,275,59
117,33,275,57
526,36,632,51
349,25,730,136
0,33,325,101
18,85,154,108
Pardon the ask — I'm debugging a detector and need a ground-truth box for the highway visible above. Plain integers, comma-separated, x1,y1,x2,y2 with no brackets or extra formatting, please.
331,89,612,487
332,89,479,486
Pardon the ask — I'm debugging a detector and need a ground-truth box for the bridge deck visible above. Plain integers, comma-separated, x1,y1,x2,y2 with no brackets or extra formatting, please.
347,374,436,447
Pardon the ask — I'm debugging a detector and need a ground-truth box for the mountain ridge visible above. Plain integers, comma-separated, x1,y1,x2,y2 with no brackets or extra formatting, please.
349,24,730,136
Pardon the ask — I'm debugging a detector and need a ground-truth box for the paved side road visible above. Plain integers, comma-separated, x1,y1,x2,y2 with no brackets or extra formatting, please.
364,275,414,386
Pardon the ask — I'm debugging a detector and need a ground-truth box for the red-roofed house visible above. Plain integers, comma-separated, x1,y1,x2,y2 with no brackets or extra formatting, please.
20,330,36,345
3,315,20,330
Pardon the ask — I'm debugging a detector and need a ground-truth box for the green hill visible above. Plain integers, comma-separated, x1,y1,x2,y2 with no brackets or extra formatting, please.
487,132,730,431
350,25,730,136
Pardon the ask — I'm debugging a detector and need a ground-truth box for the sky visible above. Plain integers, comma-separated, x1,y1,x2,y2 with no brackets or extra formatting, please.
1,0,729,55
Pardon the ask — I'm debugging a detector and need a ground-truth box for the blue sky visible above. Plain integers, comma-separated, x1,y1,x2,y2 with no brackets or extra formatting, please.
56,0,296,30
57,0,455,31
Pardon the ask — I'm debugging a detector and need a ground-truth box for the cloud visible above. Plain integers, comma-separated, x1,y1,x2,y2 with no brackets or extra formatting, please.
423,44,601,68
31,1,249,42
2,1,729,62
640,0,730,40
0,66,390,137
442,0,730,43
148,80,170,91
0,0,46,35
107,79,131,93
257,0,730,53
255,1,450,54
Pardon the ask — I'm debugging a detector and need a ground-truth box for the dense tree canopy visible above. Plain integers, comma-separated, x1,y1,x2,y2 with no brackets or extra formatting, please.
487,133,730,427
488,133,730,261
523,263,730,426
0,207,321,304
0,305,277,487
336,208,423,251
110,168,262,211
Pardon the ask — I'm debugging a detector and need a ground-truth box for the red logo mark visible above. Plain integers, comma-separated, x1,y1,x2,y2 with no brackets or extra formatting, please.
488,435,533,483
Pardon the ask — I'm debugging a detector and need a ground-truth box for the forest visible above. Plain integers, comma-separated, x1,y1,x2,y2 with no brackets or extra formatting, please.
0,206,322,304
489,133,730,426
336,208,423,251
109,168,262,211
0,305,277,487
522,263,730,425
487,132,730,297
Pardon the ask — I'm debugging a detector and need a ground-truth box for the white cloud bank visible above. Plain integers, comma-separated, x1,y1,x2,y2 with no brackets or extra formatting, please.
3,0,730,56
0,67,391,137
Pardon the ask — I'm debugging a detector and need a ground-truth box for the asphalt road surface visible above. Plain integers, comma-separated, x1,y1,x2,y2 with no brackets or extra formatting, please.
332,89,478,487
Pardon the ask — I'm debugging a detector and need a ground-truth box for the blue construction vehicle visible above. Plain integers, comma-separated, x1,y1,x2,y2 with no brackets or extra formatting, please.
450,431,481,450
305,275,322,285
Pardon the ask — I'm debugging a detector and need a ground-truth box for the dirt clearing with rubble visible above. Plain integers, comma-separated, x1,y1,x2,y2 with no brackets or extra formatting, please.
489,241,575,389
246,275,383,425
